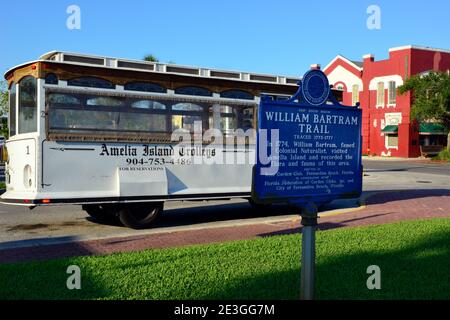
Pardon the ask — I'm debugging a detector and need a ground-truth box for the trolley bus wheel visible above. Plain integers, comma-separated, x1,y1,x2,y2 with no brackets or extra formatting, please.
118,202,163,229
82,204,116,222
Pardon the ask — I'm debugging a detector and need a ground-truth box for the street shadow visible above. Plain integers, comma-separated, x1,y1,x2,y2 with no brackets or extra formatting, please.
0,233,154,265
0,236,103,264
87,187,449,230
258,212,395,237
362,189,450,206
154,202,297,228
317,213,394,231
82,200,303,229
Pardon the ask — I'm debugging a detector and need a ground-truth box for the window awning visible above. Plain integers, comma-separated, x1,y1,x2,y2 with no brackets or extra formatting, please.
381,125,398,134
419,123,447,135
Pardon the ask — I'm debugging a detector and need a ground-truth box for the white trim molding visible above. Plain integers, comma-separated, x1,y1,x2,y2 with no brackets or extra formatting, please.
323,55,363,73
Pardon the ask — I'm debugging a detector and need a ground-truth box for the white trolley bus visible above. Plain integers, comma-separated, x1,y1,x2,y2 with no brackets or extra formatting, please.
2,51,341,228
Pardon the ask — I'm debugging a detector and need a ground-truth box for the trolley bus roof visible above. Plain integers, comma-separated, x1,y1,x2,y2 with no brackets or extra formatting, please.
5,50,303,87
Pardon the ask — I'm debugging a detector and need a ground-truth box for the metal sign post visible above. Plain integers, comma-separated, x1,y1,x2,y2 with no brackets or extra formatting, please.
299,202,318,300
251,68,363,301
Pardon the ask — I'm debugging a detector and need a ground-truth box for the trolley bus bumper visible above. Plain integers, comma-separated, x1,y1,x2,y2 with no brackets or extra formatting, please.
0,191,252,206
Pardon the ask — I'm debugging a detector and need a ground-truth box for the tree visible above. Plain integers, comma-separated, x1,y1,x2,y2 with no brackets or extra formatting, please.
398,71,450,151
143,54,159,62
0,81,7,115
0,81,8,138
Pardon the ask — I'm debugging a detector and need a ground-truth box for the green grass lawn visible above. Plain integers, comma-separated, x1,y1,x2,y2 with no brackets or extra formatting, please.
0,218,449,300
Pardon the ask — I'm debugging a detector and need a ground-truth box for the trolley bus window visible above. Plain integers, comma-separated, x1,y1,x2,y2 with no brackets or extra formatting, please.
172,103,204,112
9,82,16,137
209,105,254,135
209,105,238,136
47,92,253,139
121,100,167,132
131,100,166,110
220,90,254,100
48,93,80,105
47,92,169,134
241,107,254,130
67,77,115,89
50,109,119,131
45,73,58,85
172,115,202,132
171,103,205,132
87,97,125,107
174,87,212,97
18,76,37,134
125,82,167,93
119,112,166,132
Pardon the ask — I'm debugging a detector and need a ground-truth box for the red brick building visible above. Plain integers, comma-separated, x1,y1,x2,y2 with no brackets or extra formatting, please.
324,45,450,157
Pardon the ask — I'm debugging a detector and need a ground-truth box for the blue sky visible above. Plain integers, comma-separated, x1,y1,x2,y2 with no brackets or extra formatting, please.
2,0,449,78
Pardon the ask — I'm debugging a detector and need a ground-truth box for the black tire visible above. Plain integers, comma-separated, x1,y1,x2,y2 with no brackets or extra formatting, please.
248,198,272,211
118,202,163,229
82,204,115,222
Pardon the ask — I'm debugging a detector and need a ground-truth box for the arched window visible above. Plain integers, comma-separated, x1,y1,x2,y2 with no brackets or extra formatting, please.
67,77,114,89
220,90,254,100
172,103,204,112
45,73,58,85
124,82,166,93
132,100,166,110
9,82,16,136
87,97,125,107
48,93,81,105
174,86,212,97
18,76,37,134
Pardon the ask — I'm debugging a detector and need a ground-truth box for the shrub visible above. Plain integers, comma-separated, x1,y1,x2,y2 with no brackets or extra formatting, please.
433,149,450,162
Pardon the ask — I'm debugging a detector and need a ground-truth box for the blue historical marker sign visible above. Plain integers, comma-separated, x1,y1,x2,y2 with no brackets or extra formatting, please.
252,69,362,207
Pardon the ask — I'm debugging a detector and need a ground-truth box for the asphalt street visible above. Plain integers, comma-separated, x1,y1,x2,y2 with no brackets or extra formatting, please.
0,158,448,249
363,158,450,176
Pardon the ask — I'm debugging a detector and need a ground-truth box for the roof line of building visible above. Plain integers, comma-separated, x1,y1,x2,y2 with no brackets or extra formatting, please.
389,45,450,54
323,54,363,72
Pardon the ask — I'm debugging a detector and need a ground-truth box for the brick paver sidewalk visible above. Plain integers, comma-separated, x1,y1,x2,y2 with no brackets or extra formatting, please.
0,189,449,264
